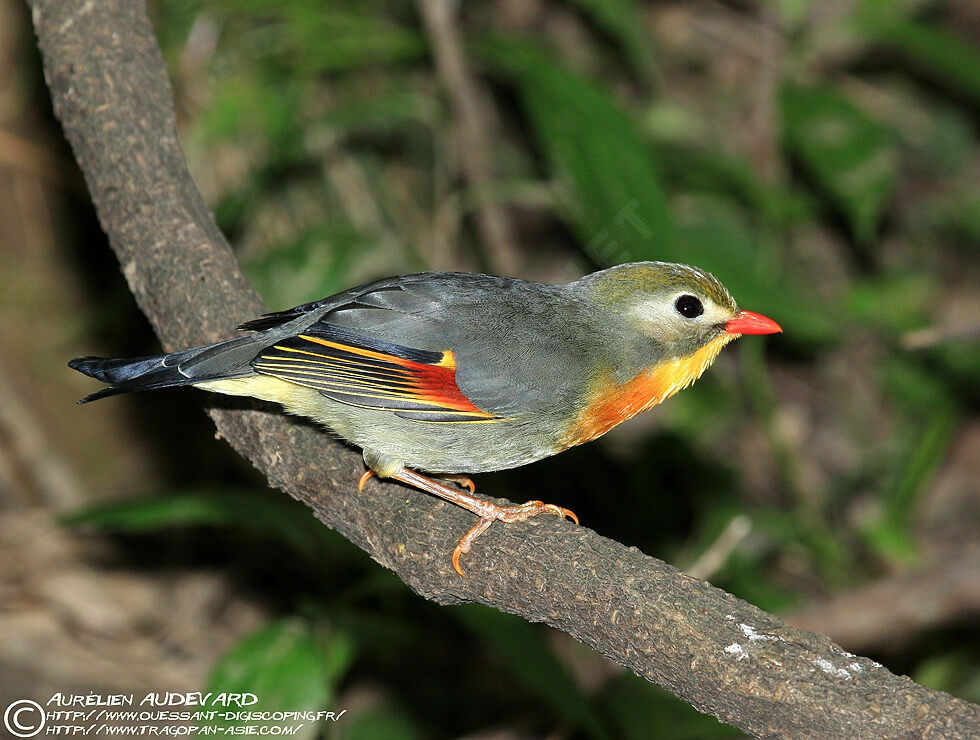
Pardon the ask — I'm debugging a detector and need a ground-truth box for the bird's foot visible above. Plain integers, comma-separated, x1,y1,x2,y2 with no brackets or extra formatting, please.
362,465,578,576
451,499,578,576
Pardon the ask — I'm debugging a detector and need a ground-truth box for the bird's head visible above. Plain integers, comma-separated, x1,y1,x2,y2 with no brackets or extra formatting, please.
557,261,782,448
578,261,781,360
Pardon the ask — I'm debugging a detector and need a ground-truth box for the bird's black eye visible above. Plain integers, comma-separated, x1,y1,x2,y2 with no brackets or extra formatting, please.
675,294,704,318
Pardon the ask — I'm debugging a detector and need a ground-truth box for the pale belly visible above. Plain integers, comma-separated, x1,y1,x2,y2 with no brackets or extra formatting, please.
196,376,558,474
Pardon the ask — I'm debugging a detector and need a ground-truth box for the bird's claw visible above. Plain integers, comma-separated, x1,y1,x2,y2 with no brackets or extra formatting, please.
453,516,493,576
357,469,376,492
494,500,579,525
452,500,579,576
439,474,476,493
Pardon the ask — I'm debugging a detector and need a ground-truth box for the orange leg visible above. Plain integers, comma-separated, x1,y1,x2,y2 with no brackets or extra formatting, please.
360,470,474,493
370,467,578,576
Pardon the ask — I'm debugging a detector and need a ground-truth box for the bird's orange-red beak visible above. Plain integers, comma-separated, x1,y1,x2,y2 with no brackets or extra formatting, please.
725,311,782,335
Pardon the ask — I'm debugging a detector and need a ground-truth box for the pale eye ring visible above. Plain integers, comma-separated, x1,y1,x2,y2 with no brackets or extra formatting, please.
675,294,704,318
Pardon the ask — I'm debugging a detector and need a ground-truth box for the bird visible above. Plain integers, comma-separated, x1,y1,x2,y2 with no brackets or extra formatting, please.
70,261,781,575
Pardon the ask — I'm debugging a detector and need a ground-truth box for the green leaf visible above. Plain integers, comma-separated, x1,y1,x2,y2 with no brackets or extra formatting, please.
340,704,424,740
197,72,307,148
926,187,980,248
479,38,673,264
781,81,897,245
928,339,980,401
207,618,354,739
211,1,425,74
242,222,386,308
844,273,936,334
892,97,974,178
914,653,980,703
482,40,830,345
156,0,207,59
322,88,436,136
861,16,980,107
282,8,425,74
773,0,813,29
861,519,917,564
656,143,815,229
884,405,958,526
882,355,951,414
453,604,608,739
861,374,958,563
563,0,657,85
752,507,854,588
65,488,359,564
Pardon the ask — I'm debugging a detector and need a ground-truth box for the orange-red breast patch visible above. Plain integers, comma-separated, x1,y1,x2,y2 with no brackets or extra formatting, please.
561,334,735,448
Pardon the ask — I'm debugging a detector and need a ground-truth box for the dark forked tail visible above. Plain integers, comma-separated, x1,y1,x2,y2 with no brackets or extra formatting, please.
69,332,268,404
68,352,201,403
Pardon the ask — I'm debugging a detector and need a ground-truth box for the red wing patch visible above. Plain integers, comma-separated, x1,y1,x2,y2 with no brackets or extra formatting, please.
252,326,503,423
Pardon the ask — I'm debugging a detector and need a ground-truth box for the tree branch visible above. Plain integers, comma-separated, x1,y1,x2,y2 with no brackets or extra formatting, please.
29,1,979,736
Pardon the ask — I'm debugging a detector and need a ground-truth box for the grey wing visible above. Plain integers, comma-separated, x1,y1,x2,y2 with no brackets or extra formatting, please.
254,273,596,420
171,275,441,382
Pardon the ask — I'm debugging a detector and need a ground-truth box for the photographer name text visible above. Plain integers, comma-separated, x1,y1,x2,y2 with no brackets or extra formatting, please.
48,694,259,709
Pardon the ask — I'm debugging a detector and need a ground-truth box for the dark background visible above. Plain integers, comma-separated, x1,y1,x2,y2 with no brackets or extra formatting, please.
0,0,977,737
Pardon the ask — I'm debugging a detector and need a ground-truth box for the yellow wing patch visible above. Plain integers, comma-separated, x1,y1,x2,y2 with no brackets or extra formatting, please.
251,329,504,423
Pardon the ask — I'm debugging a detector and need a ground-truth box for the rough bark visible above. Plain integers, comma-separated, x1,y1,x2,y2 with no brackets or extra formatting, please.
28,1,980,737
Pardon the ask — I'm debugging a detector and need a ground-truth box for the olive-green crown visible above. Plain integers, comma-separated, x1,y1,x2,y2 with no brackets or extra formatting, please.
580,261,738,313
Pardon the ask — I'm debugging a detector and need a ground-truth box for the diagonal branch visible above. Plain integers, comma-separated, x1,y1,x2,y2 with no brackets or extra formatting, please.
29,1,979,736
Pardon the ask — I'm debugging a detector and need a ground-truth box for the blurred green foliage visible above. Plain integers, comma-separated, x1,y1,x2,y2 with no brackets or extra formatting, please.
69,0,979,735
781,81,898,247
207,618,353,739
